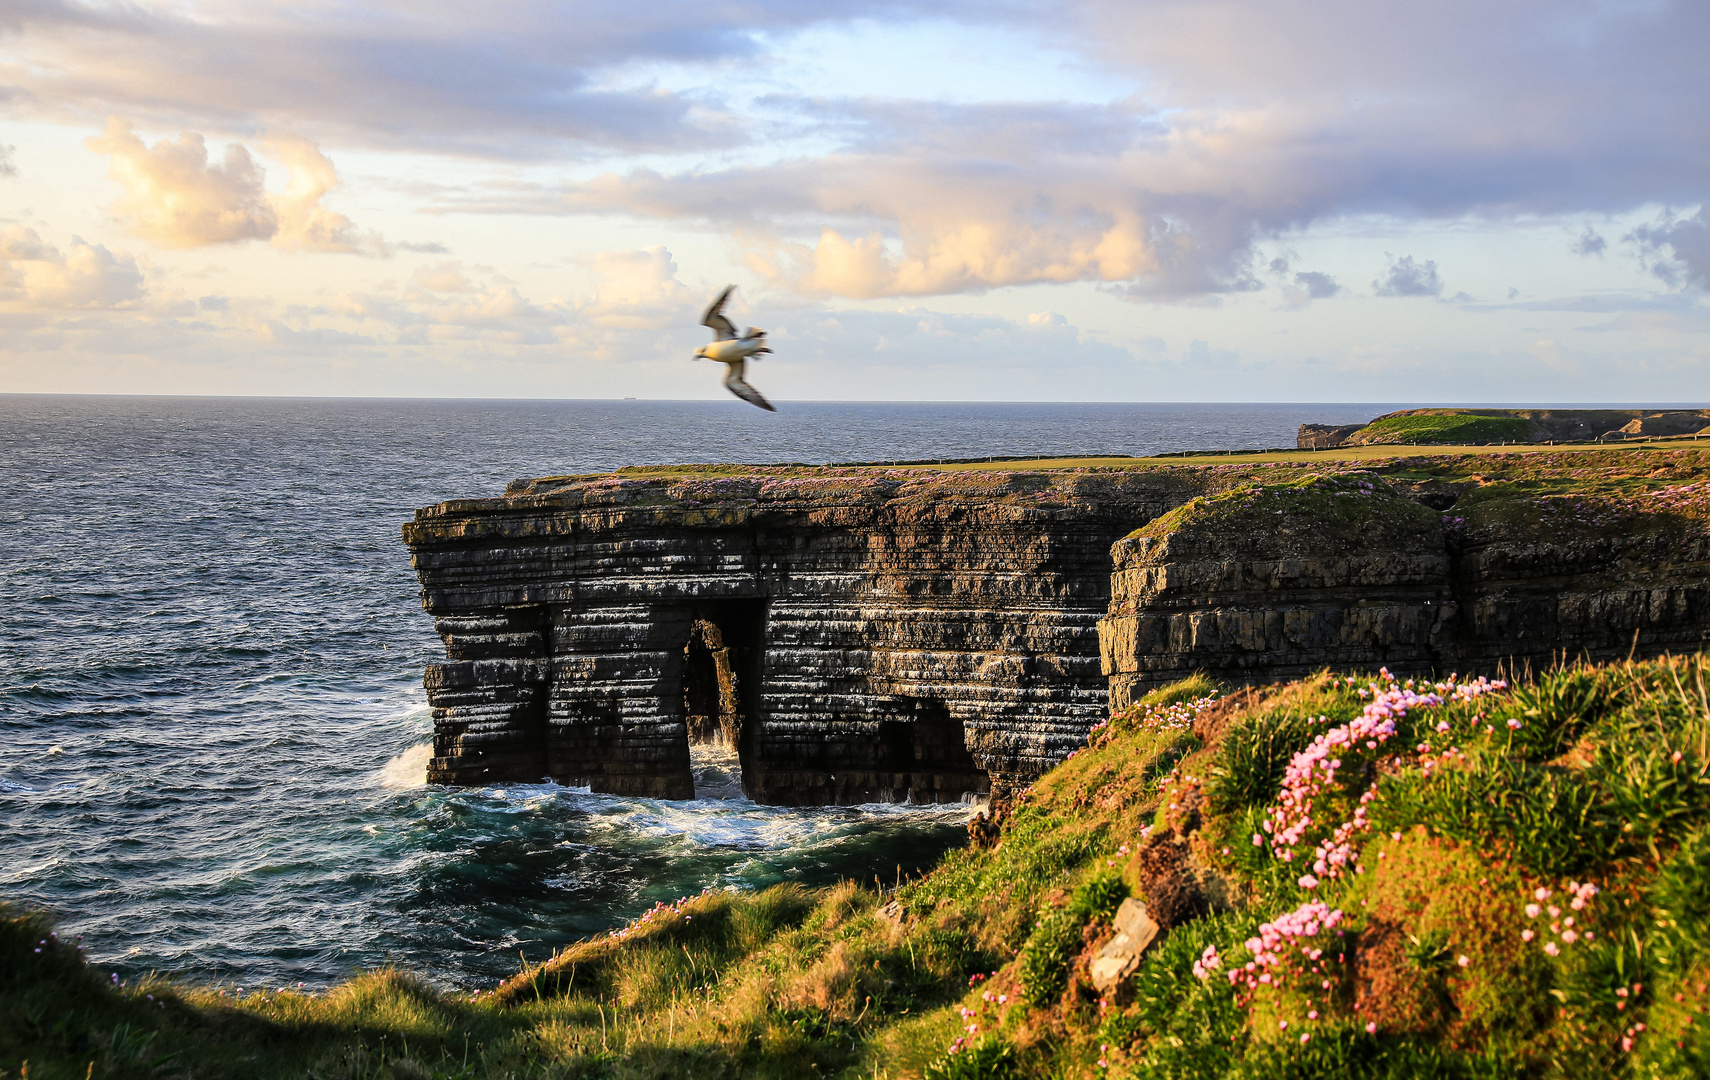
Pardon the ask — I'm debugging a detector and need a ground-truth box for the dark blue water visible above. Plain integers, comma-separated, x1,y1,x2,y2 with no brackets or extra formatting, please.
0,395,1388,989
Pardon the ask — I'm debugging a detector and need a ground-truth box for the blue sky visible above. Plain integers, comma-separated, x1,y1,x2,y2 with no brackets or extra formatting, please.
0,0,1706,402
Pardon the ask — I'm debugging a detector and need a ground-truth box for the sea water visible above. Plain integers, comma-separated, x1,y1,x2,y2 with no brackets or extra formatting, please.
0,395,1389,989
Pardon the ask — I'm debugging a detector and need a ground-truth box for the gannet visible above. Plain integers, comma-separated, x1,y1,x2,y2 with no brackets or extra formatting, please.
694,285,775,411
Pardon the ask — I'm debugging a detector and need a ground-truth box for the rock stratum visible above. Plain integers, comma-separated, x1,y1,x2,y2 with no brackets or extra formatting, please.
404,450,1710,805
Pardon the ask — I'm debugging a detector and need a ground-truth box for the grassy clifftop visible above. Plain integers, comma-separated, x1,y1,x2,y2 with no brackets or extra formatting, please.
1319,408,1710,449
9,656,1710,1078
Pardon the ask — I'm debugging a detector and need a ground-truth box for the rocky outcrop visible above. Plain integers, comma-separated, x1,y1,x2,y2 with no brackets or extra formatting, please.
404,469,1214,804
408,452,1710,805
1297,423,1366,450
1099,469,1710,705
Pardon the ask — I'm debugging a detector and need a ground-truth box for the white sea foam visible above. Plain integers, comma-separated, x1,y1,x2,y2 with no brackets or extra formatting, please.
379,743,433,789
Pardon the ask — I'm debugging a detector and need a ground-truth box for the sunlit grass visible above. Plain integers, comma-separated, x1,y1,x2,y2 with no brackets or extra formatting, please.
10,658,1710,1077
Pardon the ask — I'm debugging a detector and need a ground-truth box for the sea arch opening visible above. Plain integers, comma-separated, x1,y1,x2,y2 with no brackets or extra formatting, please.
678,598,767,799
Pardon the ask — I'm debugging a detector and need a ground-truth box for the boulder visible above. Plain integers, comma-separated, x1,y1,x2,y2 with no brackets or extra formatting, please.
1089,898,1161,994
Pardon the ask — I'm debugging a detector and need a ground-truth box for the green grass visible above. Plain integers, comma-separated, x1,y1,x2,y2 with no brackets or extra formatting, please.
12,658,1710,1078
1351,412,1536,445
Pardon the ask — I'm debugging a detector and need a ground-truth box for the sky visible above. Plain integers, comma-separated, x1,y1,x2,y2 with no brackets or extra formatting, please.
0,0,1706,403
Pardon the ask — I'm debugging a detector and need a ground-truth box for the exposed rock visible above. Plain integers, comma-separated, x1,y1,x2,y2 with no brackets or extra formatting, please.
407,453,1710,805
1088,898,1160,994
876,899,908,930
1297,423,1365,450
1101,475,1456,708
1100,468,1710,701
404,469,1206,802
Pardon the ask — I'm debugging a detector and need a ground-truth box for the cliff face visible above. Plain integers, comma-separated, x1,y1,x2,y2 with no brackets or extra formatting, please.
403,469,1210,804
408,451,1710,805
1099,468,1710,706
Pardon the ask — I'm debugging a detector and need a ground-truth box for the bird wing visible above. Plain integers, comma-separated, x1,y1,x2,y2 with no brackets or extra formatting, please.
723,360,776,411
701,285,739,340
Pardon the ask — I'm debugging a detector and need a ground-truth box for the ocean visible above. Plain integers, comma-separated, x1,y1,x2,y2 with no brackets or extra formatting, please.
0,395,1390,990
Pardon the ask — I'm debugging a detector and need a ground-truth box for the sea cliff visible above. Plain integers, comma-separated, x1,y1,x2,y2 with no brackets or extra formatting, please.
404,447,1710,805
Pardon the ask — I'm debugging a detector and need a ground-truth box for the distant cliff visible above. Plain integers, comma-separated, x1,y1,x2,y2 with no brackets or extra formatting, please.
1298,408,1710,449
405,450,1710,805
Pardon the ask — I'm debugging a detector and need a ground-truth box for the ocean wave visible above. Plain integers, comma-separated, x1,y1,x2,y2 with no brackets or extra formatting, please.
379,744,433,789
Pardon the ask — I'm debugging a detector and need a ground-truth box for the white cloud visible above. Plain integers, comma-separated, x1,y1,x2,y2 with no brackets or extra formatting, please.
85,118,276,248
265,134,381,255
85,119,385,254
0,225,145,308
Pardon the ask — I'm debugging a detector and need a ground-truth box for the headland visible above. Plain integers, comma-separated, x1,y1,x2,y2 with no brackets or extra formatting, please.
404,442,1710,805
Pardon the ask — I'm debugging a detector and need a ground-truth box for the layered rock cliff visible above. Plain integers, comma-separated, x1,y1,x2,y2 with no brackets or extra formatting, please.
407,450,1710,805
404,468,1220,804
1099,457,1710,707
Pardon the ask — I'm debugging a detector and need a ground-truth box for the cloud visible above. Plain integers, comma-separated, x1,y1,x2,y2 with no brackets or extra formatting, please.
517,145,1267,299
409,0,1709,300
85,118,276,247
0,145,14,177
1273,267,1340,309
590,246,691,309
0,225,145,308
1629,207,1710,291
86,119,387,254
0,0,803,156
1373,254,1443,298
1571,226,1607,257
264,133,381,254
1293,272,1340,299
9,0,1710,309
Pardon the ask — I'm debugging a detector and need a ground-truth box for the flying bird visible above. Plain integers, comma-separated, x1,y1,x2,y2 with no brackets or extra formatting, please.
694,285,775,411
